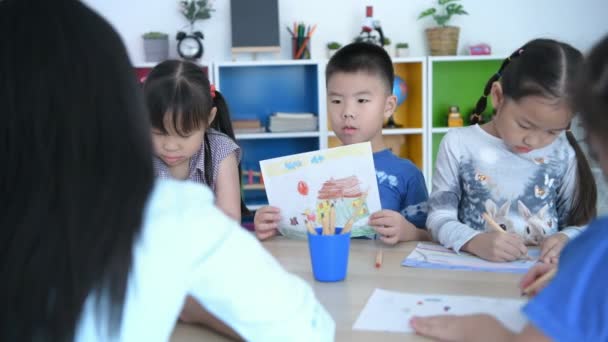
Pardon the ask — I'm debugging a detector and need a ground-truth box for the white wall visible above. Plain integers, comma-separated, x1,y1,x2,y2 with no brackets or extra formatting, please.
83,0,608,64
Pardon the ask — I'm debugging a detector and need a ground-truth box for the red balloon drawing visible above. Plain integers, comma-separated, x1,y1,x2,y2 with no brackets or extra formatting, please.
297,181,309,196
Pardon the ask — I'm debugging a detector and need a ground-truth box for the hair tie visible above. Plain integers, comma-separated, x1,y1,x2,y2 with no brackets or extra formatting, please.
210,84,216,99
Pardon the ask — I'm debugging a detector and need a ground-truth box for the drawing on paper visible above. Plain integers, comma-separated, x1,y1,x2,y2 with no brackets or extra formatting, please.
260,142,381,238
402,242,539,273
353,288,527,334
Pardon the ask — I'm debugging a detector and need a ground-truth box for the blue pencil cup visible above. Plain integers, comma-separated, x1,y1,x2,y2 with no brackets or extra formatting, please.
307,227,351,282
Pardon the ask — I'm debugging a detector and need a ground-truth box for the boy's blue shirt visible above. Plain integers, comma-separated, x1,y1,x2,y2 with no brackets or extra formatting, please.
523,216,608,341
373,149,428,228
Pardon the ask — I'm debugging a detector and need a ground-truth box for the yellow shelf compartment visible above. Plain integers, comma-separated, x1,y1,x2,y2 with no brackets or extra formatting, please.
392,61,424,129
328,133,423,171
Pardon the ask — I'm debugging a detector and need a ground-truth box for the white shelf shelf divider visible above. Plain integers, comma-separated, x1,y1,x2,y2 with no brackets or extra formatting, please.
235,131,320,140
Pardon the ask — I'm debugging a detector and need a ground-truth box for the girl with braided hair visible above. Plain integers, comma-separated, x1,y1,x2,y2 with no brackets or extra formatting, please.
412,34,608,342
426,39,596,263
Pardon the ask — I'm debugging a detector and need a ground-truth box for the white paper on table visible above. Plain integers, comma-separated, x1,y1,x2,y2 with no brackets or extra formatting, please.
402,242,539,274
260,142,381,238
353,288,527,333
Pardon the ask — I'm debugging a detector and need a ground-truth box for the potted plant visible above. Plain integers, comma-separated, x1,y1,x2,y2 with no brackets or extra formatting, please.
395,42,409,57
418,0,468,56
176,0,214,60
142,32,169,62
326,41,342,58
382,37,392,56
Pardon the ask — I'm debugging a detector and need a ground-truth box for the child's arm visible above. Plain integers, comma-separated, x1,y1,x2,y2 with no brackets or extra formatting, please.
541,152,586,263
427,131,482,251
182,184,335,340
369,209,430,245
214,152,242,222
411,314,549,342
538,233,568,264
253,206,281,240
179,295,243,340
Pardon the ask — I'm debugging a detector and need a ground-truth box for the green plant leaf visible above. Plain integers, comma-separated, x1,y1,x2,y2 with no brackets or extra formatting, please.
180,0,213,24
418,8,436,20
434,14,449,26
446,3,467,15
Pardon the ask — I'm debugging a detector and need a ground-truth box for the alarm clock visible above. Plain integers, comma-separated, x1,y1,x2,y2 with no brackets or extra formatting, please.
176,31,204,60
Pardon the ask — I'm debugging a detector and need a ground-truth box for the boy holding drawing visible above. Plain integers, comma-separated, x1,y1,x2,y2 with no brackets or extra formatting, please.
255,42,429,244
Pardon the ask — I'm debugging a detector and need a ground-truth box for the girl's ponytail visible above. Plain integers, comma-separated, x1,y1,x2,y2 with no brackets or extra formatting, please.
206,90,250,216
565,130,597,226
470,49,523,124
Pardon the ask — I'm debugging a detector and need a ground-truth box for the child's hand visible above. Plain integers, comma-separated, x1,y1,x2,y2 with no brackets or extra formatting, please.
253,206,281,241
519,263,556,297
410,314,513,341
539,232,568,264
369,210,416,245
463,232,528,262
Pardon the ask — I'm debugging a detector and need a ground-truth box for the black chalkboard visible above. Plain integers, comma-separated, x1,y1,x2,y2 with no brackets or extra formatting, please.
230,0,280,52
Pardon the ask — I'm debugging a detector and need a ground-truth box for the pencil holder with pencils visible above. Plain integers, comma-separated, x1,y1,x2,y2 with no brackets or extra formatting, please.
307,227,351,282
292,37,311,59
288,22,316,60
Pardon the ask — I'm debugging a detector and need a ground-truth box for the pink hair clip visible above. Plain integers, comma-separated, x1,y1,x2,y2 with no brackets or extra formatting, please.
210,84,216,99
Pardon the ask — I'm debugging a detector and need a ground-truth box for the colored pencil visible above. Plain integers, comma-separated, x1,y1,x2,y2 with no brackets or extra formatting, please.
375,250,383,268
305,219,316,235
522,267,557,296
483,213,532,261
482,213,506,234
341,216,355,234
329,204,336,235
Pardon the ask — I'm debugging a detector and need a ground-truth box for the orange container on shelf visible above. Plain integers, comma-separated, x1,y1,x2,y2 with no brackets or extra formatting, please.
447,105,463,127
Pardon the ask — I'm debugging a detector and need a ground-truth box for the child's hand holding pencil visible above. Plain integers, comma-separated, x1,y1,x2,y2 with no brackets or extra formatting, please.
520,263,557,297
465,213,530,262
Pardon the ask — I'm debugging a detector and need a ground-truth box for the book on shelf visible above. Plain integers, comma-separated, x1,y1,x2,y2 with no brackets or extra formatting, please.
233,119,266,133
273,112,316,118
232,119,261,129
234,127,266,134
268,112,318,132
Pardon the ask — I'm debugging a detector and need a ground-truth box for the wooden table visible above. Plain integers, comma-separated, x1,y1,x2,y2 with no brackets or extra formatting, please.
171,238,524,341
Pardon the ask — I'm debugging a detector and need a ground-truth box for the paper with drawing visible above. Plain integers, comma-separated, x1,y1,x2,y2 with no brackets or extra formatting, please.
353,288,527,333
260,142,381,238
402,242,539,273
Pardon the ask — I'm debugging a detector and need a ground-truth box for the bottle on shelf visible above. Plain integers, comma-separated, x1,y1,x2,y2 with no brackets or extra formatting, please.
447,105,463,127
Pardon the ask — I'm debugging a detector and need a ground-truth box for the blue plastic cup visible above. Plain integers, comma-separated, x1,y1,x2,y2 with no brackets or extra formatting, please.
307,227,351,282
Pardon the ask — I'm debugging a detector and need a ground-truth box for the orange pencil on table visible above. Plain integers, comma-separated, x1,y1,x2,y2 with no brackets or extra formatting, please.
375,250,383,268
522,267,557,296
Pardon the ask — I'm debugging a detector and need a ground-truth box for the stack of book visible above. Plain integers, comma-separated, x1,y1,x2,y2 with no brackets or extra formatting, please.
268,112,317,132
232,119,265,133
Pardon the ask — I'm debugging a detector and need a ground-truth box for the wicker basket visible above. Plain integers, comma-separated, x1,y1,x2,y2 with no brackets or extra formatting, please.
425,26,460,56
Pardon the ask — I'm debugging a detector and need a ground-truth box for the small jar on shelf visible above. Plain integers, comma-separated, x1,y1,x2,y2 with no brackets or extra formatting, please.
447,105,463,127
